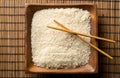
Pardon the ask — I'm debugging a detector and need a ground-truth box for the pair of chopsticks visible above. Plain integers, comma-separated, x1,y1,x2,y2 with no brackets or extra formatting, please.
47,20,115,59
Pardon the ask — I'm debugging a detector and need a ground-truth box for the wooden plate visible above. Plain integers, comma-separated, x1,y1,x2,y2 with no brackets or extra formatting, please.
25,3,98,73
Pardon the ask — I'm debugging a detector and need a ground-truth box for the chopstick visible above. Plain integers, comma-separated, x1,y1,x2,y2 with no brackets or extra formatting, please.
47,20,113,59
54,20,115,43
47,26,113,59
76,35,113,59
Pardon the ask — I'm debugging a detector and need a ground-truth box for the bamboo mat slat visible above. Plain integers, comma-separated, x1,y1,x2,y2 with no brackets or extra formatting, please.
0,0,120,78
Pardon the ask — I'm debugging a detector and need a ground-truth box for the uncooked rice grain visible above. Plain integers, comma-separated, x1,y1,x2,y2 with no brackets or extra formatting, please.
31,8,91,69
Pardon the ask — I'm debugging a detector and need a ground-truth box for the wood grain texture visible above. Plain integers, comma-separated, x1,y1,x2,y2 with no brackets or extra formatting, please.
0,0,120,78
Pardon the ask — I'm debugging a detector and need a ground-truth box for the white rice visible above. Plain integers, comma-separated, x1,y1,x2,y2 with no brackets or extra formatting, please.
31,8,91,69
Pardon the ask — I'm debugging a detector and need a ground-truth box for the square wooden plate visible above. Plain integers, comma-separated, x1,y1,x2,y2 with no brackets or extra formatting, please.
25,3,98,73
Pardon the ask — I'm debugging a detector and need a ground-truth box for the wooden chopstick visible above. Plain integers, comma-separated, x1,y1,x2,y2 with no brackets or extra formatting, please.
47,21,113,59
54,20,115,43
48,26,75,34
47,26,113,59
76,36,113,59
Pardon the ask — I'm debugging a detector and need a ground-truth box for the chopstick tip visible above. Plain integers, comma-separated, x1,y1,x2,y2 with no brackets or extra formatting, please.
54,20,57,22
110,56,113,60
47,26,51,27
113,41,116,43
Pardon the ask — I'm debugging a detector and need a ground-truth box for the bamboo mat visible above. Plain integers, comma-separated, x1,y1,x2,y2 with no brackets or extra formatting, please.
0,0,120,78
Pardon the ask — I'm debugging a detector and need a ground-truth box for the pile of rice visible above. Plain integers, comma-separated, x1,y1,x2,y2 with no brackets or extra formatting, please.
31,8,91,69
